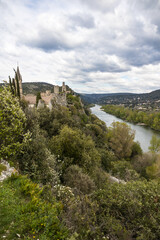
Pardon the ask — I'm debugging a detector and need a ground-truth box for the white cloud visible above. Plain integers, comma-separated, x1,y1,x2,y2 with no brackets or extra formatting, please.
0,0,160,93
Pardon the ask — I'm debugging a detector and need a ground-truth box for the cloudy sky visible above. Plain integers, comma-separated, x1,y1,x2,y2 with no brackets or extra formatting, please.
0,0,160,93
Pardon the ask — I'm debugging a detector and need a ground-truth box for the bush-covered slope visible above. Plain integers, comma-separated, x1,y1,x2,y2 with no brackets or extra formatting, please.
1,85,160,239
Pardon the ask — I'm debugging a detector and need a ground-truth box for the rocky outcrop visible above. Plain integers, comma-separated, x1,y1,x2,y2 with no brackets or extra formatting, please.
0,160,17,182
108,175,126,184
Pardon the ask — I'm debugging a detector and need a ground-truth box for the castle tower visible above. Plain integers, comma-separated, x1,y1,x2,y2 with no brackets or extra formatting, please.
62,82,66,92
54,85,59,94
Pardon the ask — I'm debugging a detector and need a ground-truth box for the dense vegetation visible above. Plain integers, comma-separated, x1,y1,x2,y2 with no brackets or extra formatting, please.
102,104,160,131
1,85,160,239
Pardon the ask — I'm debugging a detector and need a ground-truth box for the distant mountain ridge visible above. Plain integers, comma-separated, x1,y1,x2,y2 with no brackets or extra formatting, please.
79,89,160,105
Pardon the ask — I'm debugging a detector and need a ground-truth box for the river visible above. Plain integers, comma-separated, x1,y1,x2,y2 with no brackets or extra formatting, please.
91,105,160,152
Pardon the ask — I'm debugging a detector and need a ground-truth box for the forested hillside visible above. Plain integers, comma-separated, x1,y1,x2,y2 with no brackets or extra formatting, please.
22,82,54,95
80,90,160,109
1,84,160,239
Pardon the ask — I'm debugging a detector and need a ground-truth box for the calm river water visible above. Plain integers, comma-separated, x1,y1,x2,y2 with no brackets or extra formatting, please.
91,105,160,152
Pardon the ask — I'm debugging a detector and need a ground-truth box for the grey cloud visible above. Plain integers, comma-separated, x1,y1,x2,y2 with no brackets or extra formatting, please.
24,28,84,52
115,45,160,67
70,13,95,29
97,20,160,67
78,0,120,12
28,34,70,52
82,62,130,73
132,0,160,10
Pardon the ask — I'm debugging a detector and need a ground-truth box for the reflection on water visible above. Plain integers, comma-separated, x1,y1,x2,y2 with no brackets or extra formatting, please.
91,105,160,153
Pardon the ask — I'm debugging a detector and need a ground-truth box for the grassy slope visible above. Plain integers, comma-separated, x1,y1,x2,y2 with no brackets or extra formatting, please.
0,174,68,240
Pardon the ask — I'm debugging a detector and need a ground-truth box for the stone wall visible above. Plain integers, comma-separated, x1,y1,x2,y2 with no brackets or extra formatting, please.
54,85,59,94
24,82,68,108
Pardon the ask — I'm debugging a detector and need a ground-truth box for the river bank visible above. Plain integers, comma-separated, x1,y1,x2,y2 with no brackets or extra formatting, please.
91,105,160,152
101,104,160,132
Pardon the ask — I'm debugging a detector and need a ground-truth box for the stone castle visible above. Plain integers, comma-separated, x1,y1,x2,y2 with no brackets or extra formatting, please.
13,67,70,108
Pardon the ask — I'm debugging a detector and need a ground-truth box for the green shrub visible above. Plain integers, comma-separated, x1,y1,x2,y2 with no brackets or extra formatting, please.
100,149,116,171
93,180,160,240
49,125,100,173
63,195,98,239
133,153,157,178
0,163,7,174
63,165,96,194
0,175,68,240
0,86,31,159
17,128,59,186
110,160,140,181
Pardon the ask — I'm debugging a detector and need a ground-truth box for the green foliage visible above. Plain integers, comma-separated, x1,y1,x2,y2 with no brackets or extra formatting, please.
90,166,108,189
102,104,160,131
49,125,101,173
100,149,116,171
22,82,54,95
149,135,160,153
131,141,143,157
16,127,59,186
0,175,68,239
86,123,107,147
110,160,140,181
93,180,160,240
145,155,160,179
15,70,20,98
36,91,42,107
108,122,135,159
63,165,96,194
3,80,159,239
133,153,157,178
63,195,98,239
37,106,73,137
0,86,31,159
9,68,21,98
0,163,7,174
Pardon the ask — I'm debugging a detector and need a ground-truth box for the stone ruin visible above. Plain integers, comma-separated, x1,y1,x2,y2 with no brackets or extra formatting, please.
11,67,70,109
37,82,69,109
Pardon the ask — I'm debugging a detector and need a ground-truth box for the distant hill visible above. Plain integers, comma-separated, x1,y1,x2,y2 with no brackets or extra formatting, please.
0,82,71,95
79,89,160,105
22,82,54,95
147,89,160,99
79,92,136,104
23,82,72,95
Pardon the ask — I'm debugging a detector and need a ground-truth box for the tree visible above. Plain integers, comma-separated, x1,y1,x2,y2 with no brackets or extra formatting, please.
108,122,135,159
149,135,160,153
49,125,100,173
145,154,160,179
36,91,42,107
0,86,30,159
9,67,22,99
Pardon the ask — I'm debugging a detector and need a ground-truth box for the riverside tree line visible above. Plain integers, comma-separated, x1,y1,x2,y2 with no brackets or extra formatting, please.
102,104,160,131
